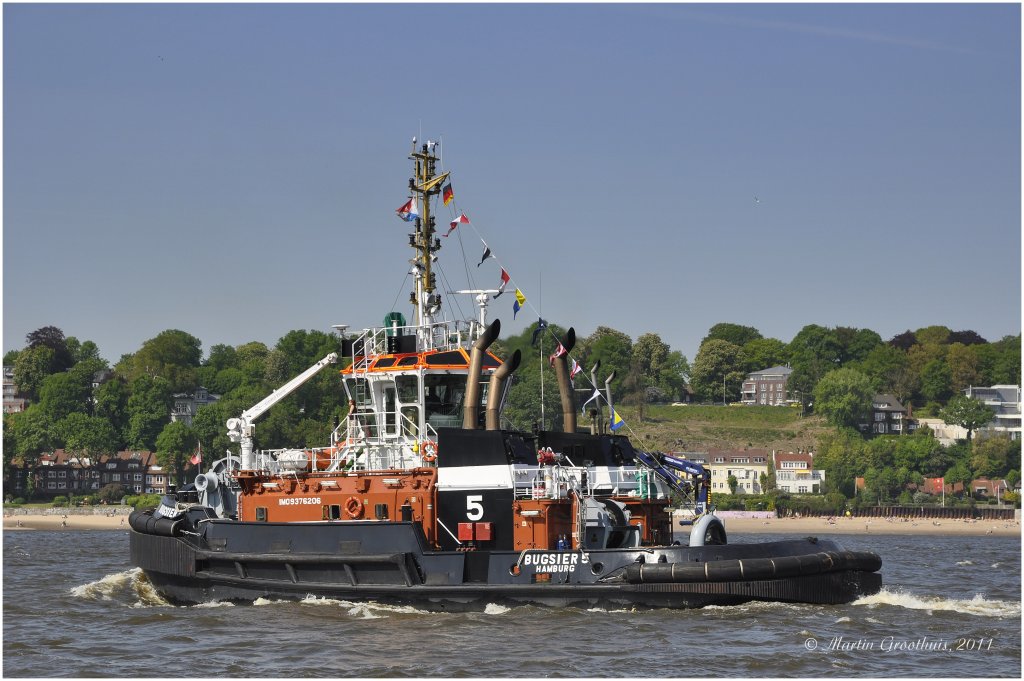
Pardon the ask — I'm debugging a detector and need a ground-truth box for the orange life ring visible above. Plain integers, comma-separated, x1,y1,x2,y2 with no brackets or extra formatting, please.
422,440,438,463
344,496,363,519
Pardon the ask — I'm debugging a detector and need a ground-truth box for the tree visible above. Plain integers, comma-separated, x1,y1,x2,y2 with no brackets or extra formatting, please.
727,474,738,495
117,329,203,393
702,323,762,348
946,343,980,394
919,359,952,402
38,371,92,421
970,435,1017,479
915,325,952,346
741,337,787,374
55,413,119,457
939,395,995,447
26,325,74,373
855,344,918,403
948,330,987,345
13,346,56,402
155,420,197,486
888,330,918,351
124,375,173,451
689,339,745,403
786,324,842,399
94,377,131,446
834,327,883,365
812,368,874,429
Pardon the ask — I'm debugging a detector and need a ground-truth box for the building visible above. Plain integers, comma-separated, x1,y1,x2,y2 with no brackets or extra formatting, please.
970,477,1010,499
964,385,1021,441
5,450,168,500
859,394,916,436
740,366,794,406
171,387,220,426
3,366,28,413
706,448,770,494
772,450,825,494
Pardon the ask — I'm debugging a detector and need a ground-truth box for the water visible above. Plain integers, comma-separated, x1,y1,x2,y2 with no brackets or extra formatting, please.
3,530,1020,677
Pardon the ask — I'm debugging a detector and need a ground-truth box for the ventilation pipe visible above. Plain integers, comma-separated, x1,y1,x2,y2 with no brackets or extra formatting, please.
603,370,617,435
486,349,521,430
552,328,577,433
463,319,501,430
589,360,602,434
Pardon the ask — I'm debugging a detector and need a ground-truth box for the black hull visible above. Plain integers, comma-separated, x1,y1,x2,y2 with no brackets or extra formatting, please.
130,515,882,610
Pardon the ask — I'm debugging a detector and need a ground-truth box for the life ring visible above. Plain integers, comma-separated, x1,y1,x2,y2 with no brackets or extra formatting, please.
422,440,438,463
344,496,364,519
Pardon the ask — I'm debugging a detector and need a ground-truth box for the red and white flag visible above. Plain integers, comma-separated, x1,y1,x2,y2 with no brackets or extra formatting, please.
445,213,470,237
549,343,567,366
493,268,511,298
190,442,202,466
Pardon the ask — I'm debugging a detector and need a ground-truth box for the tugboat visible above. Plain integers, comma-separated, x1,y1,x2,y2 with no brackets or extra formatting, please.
129,140,882,608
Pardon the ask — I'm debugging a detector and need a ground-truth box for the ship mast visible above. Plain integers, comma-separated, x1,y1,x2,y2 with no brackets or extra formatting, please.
407,139,446,345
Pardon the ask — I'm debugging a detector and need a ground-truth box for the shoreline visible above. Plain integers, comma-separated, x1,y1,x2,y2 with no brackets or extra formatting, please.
4,513,1020,537
713,516,1020,537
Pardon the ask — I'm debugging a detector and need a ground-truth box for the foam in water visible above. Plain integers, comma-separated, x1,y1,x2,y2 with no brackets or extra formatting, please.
483,603,510,615
956,560,974,566
855,589,1021,618
70,568,171,608
192,601,235,609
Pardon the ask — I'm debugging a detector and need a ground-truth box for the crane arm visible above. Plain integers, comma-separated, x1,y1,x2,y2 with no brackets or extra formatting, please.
227,352,338,470
633,450,712,514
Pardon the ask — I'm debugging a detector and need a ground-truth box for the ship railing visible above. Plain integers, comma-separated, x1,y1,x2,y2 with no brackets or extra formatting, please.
344,320,477,373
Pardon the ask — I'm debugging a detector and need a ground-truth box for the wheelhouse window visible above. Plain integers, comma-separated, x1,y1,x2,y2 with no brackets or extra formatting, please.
423,373,467,429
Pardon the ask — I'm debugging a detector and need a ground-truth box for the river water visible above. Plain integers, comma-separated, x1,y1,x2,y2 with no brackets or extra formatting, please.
3,529,1020,677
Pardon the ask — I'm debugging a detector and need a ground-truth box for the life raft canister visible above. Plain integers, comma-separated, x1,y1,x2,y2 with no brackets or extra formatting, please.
344,496,364,519
537,447,556,465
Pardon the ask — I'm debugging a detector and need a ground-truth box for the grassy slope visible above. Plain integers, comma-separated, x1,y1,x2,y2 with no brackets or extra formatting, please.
614,404,830,454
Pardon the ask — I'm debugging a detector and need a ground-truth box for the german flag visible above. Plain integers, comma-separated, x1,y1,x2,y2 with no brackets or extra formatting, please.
442,182,454,206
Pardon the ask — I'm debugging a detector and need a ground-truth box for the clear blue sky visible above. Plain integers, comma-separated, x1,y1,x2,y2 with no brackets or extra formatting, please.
4,3,1020,366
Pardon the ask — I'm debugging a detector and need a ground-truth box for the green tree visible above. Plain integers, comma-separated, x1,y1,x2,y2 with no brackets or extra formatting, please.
55,413,119,457
946,343,980,394
815,427,868,497
155,420,197,486
939,395,995,447
94,377,131,446
835,327,883,364
812,368,874,429
786,324,842,400
13,346,56,402
741,337,787,374
855,344,918,403
969,435,1017,479
915,325,952,346
125,375,173,451
689,339,745,403
702,323,762,348
919,359,952,402
727,474,738,494
117,329,203,393
37,371,92,421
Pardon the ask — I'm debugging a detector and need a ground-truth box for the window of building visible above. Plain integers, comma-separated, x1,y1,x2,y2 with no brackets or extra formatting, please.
112,473,120,482
47,482,56,489
798,486,808,493
58,482,66,489
875,412,886,421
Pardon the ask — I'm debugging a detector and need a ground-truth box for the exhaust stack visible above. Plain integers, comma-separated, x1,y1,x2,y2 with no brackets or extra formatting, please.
552,328,577,433
486,349,521,430
463,319,501,430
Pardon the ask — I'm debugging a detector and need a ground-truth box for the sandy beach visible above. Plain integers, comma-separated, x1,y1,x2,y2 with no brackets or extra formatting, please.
4,513,133,531
4,511,1019,537
722,515,1020,537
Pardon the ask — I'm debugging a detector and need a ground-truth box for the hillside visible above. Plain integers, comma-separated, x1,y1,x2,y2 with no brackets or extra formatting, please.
612,404,831,454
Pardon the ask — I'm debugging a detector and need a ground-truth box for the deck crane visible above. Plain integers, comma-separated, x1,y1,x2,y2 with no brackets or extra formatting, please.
227,352,339,471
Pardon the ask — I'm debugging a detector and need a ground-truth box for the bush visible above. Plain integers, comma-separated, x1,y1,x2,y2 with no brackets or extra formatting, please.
97,483,126,504
124,493,162,511
52,495,69,507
